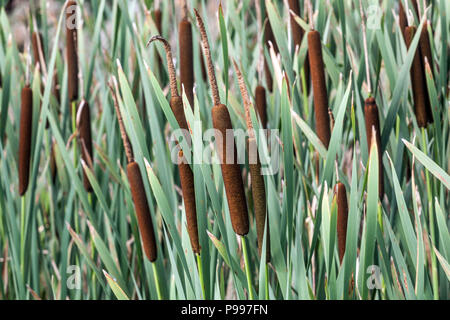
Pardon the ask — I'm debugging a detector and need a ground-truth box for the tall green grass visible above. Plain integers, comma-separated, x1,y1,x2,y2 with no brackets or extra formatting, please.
0,0,448,300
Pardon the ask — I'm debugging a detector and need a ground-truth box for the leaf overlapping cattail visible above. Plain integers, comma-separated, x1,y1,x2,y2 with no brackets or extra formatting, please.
66,0,79,103
288,0,309,91
179,3,194,108
308,30,331,149
77,100,94,192
195,9,249,236
263,15,278,92
109,79,157,262
147,36,200,254
336,182,348,265
18,85,33,196
364,97,384,198
405,26,432,128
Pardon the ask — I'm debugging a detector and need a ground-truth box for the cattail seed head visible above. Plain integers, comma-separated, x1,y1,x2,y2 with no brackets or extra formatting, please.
364,97,384,198
255,85,267,129
18,85,33,196
308,30,331,148
419,22,434,124
248,138,269,261
31,31,44,65
336,182,348,264
66,0,79,103
127,162,157,262
263,17,277,92
179,18,194,108
212,104,249,236
398,1,407,39
178,150,200,254
405,26,431,128
78,100,93,192
154,9,162,34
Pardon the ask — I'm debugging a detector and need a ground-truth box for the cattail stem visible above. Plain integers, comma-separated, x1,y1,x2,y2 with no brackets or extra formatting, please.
289,0,309,91
364,97,384,198
336,182,349,265
18,85,33,196
152,259,163,300
308,30,331,148
196,253,206,299
241,235,254,300
195,9,249,236
405,26,431,127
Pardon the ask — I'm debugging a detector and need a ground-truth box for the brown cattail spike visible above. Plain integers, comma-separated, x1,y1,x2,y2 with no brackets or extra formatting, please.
78,100,93,192
154,9,162,33
66,0,79,103
336,182,349,264
31,31,44,65
178,150,200,254
308,30,331,148
418,21,434,123
212,104,249,236
18,85,33,196
179,15,194,108
364,97,384,198
288,0,309,91
194,9,249,236
248,138,269,261
127,162,157,262
399,1,407,39
255,85,267,129
405,26,431,127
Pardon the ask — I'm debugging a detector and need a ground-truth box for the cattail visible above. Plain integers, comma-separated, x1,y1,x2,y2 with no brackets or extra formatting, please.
147,36,200,254
255,85,267,129
154,9,162,33
234,60,269,260
199,44,208,81
419,22,434,123
364,97,384,198
288,0,309,90
195,9,249,236
405,26,431,127
77,100,93,192
31,31,44,64
336,182,348,264
179,3,194,108
398,1,407,39
127,162,157,262
18,85,33,196
308,30,331,148
66,0,79,103
50,141,57,183
109,79,157,262
263,16,278,92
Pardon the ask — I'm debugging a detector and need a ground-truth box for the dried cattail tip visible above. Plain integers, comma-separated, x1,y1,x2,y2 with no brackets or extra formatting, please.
364,97,384,198
255,85,267,129
308,30,331,148
336,182,348,264
78,100,93,192
178,150,200,254
212,104,249,236
18,85,33,196
248,138,269,261
179,17,194,108
405,26,431,128
66,0,79,103
31,31,44,65
127,162,157,262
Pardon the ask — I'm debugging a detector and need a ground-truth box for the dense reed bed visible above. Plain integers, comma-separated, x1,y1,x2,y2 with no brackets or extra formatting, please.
0,0,448,301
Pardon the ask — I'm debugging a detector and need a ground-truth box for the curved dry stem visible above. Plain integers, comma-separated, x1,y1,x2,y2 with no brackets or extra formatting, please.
232,60,254,139
108,77,134,164
147,35,179,98
193,8,220,106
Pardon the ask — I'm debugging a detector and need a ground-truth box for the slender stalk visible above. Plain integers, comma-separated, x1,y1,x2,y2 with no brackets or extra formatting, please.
241,236,254,300
152,262,163,300
20,196,26,277
421,128,438,300
265,263,269,300
196,253,206,299
72,101,77,166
